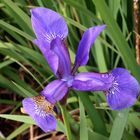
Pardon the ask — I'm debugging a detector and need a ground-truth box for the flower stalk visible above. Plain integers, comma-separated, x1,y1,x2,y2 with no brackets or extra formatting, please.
60,105,72,140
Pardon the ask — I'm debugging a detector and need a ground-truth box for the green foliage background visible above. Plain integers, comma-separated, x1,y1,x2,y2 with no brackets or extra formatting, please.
0,0,140,140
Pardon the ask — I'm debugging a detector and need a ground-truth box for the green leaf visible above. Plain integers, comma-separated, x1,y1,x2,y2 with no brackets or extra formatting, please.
109,109,129,140
2,66,38,96
79,98,88,140
0,99,19,105
65,16,87,31
0,114,65,133
129,113,140,131
12,81,35,97
108,0,121,19
88,130,108,140
123,131,139,140
0,114,35,124
0,59,14,69
64,0,100,24
3,0,33,35
78,93,107,136
0,74,27,97
6,124,31,140
0,20,34,40
92,39,107,72
92,0,140,82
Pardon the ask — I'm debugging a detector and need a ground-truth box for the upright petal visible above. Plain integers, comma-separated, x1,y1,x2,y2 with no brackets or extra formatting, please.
72,72,114,91
41,80,68,104
31,7,68,43
106,68,140,110
50,37,71,78
34,39,59,76
73,25,106,72
22,96,56,132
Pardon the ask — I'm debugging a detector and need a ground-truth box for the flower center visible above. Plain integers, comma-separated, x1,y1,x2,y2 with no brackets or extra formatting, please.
33,95,54,117
61,75,74,87
108,77,119,95
44,32,64,43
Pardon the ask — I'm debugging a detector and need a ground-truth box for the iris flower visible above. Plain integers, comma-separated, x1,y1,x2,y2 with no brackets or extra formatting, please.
22,7,140,132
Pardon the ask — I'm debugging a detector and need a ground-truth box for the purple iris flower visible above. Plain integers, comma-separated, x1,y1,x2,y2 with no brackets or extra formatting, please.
22,7,140,132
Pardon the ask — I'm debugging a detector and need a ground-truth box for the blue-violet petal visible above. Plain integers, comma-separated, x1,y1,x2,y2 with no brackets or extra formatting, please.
72,72,113,91
31,7,68,43
73,25,106,72
50,37,71,78
41,80,68,104
33,39,59,76
22,96,56,132
106,68,140,110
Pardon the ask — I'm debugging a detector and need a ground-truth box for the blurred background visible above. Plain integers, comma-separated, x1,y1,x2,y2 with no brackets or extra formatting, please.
0,0,140,140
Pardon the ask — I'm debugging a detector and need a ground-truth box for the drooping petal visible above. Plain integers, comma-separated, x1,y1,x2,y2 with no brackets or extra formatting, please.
22,96,56,132
73,25,106,72
34,39,59,76
33,39,49,54
41,80,68,104
72,72,114,91
50,37,71,78
31,7,68,43
106,68,140,110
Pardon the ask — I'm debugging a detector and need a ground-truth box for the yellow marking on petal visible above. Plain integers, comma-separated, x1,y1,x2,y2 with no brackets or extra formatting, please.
33,95,54,114
20,107,26,114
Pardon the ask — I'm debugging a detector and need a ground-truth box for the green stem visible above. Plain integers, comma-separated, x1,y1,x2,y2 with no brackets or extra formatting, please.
60,105,72,140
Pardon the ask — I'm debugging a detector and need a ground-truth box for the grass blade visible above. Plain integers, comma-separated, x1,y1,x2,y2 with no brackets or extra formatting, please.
0,20,34,40
109,109,129,140
0,114,35,124
78,93,107,136
0,114,65,133
92,0,140,81
79,98,88,140
3,0,33,35
6,124,31,140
